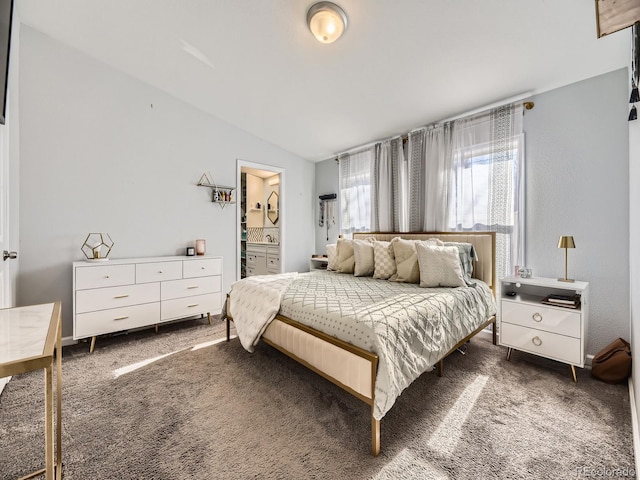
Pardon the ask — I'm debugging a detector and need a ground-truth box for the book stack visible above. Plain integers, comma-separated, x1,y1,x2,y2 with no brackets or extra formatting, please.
541,293,581,309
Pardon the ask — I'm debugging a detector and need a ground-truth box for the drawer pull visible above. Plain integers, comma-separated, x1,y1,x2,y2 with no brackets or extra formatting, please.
188,303,199,308
187,286,199,289
114,316,129,321
532,336,542,346
532,312,542,322
114,294,129,299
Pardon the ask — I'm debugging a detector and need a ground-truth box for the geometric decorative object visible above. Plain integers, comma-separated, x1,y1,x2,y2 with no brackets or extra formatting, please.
81,233,114,261
557,235,576,282
307,1,348,44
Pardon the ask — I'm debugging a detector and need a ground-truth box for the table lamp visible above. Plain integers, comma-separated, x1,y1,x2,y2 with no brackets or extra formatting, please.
557,235,575,282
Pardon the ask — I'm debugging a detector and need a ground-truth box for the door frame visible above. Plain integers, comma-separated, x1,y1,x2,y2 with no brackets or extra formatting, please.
236,159,285,281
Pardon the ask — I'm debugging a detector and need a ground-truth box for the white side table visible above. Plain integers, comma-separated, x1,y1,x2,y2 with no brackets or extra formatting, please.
309,257,328,271
499,276,589,382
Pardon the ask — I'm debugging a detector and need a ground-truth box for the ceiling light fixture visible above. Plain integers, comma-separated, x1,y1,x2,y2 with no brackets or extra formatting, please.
307,2,348,44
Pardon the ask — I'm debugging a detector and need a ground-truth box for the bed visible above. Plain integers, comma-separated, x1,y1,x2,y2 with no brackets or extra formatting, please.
225,232,497,456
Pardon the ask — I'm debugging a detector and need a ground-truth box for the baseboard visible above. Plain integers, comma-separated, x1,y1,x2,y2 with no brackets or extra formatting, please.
628,377,640,477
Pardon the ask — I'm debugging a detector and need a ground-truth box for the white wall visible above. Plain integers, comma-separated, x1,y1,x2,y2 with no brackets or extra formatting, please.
18,26,316,337
630,59,640,448
314,158,340,253
525,68,629,355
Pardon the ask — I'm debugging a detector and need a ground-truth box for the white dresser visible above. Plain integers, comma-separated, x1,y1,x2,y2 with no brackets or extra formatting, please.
499,276,589,382
73,255,222,351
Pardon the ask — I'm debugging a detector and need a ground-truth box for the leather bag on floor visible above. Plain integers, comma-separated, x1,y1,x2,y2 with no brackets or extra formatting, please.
591,338,632,384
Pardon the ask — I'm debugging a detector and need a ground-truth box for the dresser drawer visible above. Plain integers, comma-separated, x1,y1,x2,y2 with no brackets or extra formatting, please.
75,302,160,339
501,300,581,338
183,258,221,278
75,264,135,290
501,323,582,366
161,276,221,301
136,261,182,283
76,283,160,313
160,293,222,321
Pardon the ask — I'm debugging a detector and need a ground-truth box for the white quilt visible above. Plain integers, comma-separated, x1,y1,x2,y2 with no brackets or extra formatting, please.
228,273,298,352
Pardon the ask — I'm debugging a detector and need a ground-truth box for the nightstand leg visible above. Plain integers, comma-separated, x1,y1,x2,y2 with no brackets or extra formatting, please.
207,312,211,325
570,365,577,383
506,347,512,361
90,336,96,353
155,324,158,334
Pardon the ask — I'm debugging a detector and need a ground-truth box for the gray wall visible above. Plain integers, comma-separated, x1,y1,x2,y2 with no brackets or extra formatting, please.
314,158,340,253
630,68,640,440
18,26,316,338
314,68,630,357
525,68,629,355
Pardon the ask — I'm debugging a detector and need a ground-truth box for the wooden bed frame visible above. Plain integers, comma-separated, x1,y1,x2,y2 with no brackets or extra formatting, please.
226,232,496,456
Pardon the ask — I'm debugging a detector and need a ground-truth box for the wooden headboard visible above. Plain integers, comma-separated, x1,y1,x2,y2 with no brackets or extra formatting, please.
352,232,496,291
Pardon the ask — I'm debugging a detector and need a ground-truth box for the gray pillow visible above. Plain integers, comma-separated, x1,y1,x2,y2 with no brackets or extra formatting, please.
443,241,477,284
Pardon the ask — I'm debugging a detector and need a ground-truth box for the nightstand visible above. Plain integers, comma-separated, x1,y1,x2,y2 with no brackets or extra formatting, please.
309,257,328,271
499,276,589,382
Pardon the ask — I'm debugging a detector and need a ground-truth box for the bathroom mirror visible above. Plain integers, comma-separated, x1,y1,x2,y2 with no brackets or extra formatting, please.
267,191,279,225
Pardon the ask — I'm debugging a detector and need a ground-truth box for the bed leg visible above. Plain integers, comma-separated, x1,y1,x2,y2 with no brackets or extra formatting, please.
436,359,444,377
372,416,380,456
492,320,497,345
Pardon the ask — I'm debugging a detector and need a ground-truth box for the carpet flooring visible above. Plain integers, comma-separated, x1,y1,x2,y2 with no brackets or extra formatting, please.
0,316,635,479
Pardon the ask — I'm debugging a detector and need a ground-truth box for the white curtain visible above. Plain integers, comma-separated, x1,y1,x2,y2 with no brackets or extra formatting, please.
339,147,375,235
448,104,524,279
407,124,453,231
372,138,405,232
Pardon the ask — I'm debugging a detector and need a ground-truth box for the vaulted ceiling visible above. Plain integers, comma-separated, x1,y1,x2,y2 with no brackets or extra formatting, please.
17,1,630,161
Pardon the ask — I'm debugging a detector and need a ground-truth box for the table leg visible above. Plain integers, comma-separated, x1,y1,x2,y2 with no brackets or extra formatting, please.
506,347,512,361
207,312,211,325
90,336,96,353
570,365,577,383
56,322,62,480
44,363,54,480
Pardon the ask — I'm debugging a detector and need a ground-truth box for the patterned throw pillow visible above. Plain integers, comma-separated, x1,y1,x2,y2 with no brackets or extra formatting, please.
390,238,442,284
335,238,355,273
443,242,476,283
416,243,467,288
353,239,375,277
373,240,396,279
326,244,338,271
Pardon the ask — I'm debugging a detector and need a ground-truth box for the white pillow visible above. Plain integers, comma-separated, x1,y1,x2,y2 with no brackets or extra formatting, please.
416,243,467,288
326,244,338,271
390,238,443,284
335,238,355,273
353,240,375,277
373,240,396,279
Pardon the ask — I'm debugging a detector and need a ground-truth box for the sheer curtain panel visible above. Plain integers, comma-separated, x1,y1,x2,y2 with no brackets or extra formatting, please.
372,138,406,232
339,147,375,235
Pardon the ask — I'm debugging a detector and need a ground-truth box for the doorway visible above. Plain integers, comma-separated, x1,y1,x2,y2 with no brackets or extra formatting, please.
236,160,284,280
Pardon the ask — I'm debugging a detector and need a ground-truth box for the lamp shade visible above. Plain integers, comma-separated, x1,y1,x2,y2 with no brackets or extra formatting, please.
307,2,347,44
558,236,575,249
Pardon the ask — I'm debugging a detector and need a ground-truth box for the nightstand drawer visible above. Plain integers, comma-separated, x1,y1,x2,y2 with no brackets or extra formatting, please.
501,323,581,365
75,264,135,290
136,261,182,283
501,300,580,338
76,283,160,313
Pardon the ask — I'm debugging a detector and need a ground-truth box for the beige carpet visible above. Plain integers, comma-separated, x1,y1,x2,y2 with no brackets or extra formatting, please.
0,316,635,479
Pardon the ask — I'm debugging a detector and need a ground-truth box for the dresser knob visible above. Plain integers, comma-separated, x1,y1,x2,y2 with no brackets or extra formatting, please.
105,275,110,279
158,270,163,274
532,336,542,346
532,312,542,322
201,266,206,269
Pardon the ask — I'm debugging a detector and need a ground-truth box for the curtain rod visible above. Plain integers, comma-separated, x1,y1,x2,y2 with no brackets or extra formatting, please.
333,98,534,164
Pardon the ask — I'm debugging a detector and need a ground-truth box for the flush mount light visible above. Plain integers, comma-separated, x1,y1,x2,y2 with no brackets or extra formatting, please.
307,2,348,44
